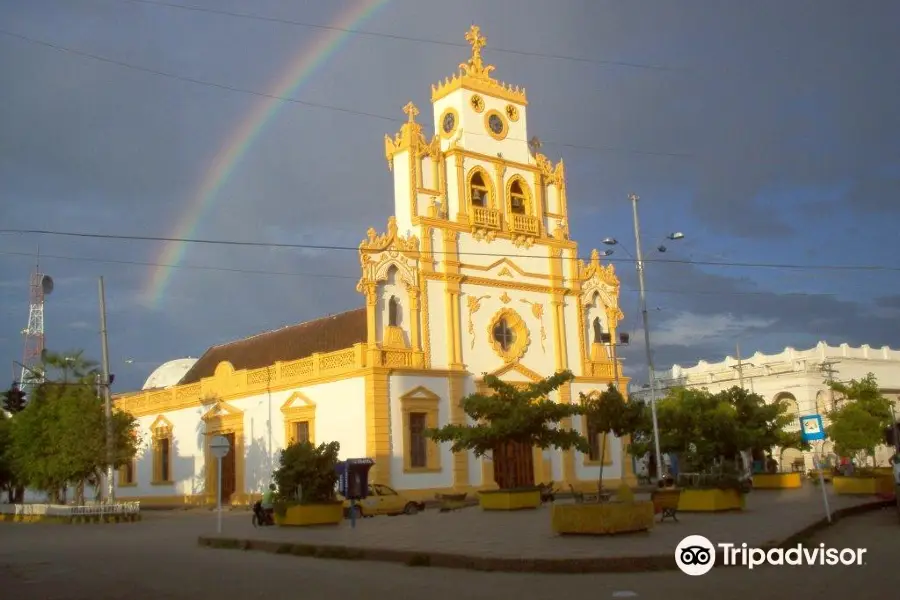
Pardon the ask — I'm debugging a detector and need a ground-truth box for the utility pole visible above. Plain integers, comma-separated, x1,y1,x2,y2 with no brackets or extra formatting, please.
630,193,665,481
736,343,745,389
98,277,115,504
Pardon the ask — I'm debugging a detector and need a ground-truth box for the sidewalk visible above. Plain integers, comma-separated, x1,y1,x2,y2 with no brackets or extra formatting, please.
201,486,874,561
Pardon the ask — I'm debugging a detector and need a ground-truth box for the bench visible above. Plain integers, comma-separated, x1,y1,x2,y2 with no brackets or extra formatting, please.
651,489,680,522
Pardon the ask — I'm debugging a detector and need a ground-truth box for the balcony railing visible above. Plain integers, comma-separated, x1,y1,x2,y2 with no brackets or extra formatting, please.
509,213,541,236
470,206,501,229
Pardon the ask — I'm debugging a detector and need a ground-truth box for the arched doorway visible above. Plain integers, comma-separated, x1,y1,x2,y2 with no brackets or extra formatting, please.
773,392,800,429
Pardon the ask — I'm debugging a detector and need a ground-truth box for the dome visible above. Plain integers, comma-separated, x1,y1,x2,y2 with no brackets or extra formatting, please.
142,358,198,390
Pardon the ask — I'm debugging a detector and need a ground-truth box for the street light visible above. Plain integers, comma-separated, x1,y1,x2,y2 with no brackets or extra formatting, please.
603,194,685,482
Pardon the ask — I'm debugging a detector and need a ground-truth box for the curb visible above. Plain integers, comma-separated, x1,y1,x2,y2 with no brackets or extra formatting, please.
1,514,142,524
197,499,891,574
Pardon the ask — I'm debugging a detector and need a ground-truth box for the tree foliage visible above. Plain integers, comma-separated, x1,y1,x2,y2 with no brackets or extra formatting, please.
580,384,643,490
826,374,893,462
0,413,13,494
631,386,797,472
427,371,587,489
4,349,139,503
272,440,340,505
427,371,588,456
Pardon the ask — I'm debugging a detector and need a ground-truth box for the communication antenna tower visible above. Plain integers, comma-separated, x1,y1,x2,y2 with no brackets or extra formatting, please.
20,249,53,389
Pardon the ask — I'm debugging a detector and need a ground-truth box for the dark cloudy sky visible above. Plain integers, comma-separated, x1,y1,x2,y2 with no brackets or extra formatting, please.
2,0,900,391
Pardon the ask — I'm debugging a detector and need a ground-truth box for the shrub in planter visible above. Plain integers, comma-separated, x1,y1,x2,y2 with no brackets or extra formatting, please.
676,469,749,512
272,440,343,526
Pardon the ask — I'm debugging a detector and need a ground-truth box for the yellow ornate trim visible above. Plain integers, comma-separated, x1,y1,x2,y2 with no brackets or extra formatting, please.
150,415,174,485
499,292,511,304
447,374,469,488
425,271,561,295
470,94,485,113
485,360,544,382
281,392,316,445
460,257,550,280
520,299,546,352
505,175,533,215
114,345,368,418
439,107,459,139
383,325,407,348
506,104,520,122
384,102,431,171
365,368,391,485
487,307,530,363
432,26,527,106
483,109,509,141
399,386,442,473
414,213,577,251
201,400,245,504
466,294,490,349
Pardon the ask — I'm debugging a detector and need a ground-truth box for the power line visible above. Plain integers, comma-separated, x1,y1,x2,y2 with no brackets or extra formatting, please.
112,0,683,72
0,248,842,298
0,28,691,159
2,228,898,273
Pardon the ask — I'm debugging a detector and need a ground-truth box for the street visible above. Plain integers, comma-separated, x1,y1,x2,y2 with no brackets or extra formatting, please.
0,507,896,599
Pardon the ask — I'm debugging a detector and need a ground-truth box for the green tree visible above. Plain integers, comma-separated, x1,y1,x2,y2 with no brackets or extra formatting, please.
39,349,99,384
580,384,644,492
721,386,798,459
272,440,340,505
427,370,588,489
8,375,140,504
827,374,893,464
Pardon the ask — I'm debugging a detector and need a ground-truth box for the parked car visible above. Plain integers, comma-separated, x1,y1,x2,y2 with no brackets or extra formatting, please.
339,483,424,518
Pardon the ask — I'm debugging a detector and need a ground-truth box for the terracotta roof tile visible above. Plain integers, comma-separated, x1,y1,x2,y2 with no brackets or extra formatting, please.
178,307,367,385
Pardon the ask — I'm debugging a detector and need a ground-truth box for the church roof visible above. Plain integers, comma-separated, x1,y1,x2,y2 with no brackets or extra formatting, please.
177,308,367,385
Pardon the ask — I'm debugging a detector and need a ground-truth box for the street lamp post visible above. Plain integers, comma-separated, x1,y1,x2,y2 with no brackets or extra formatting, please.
603,193,685,481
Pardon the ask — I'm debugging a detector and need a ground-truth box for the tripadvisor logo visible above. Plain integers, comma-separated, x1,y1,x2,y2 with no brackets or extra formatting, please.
675,535,867,576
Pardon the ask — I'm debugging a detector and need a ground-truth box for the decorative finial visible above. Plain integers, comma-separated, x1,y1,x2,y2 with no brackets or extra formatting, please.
465,24,487,70
591,249,600,263
528,136,542,153
402,102,419,123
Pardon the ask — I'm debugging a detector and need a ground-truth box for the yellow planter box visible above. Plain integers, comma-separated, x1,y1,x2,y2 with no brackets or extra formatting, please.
551,501,655,535
833,476,894,496
753,472,802,489
478,488,541,511
809,469,833,482
275,503,343,526
872,467,893,476
677,488,744,512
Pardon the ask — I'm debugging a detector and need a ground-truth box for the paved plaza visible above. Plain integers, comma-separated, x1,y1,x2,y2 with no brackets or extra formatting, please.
206,486,873,560
0,496,897,600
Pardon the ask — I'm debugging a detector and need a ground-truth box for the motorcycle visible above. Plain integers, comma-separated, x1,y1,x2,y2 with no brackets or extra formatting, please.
251,501,275,527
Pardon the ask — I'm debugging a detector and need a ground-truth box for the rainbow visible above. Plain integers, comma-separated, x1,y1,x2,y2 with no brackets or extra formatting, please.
142,0,390,306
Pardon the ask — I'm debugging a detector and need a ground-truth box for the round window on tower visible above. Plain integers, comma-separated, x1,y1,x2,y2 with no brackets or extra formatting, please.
440,108,459,138
483,110,508,141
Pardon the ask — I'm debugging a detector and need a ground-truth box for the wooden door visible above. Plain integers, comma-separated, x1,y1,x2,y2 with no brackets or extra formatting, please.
220,433,237,504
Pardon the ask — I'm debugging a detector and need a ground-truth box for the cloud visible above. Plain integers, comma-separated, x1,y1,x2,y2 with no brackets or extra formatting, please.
67,320,93,330
647,312,776,348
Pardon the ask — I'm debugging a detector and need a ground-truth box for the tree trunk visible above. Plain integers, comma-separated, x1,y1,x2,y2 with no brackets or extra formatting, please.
597,432,608,493
75,480,85,505
493,441,535,489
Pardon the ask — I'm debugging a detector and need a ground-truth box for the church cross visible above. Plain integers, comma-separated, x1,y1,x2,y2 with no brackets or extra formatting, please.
403,101,419,123
465,25,486,67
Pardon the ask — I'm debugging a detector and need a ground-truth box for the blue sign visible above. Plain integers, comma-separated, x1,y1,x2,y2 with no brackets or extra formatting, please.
800,414,826,442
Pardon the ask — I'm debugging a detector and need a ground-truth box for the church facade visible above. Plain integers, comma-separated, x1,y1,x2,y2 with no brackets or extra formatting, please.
113,26,632,506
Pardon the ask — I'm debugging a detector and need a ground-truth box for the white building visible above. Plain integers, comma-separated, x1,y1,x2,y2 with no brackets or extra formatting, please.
632,341,900,470
111,26,633,507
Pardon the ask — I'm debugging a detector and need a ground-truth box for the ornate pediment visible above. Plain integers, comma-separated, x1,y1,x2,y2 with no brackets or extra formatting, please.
357,217,421,294
201,400,242,423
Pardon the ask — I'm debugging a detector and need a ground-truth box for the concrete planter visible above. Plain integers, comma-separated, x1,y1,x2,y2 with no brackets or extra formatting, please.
551,501,655,535
833,476,894,496
677,488,745,512
478,488,541,511
753,472,802,489
275,503,343,527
